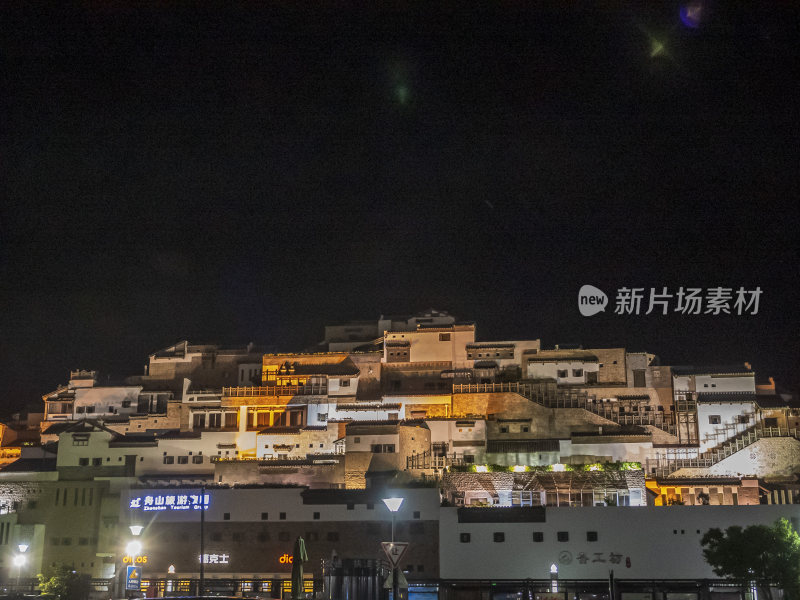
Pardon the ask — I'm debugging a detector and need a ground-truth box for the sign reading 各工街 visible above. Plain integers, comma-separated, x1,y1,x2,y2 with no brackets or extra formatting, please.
129,493,209,511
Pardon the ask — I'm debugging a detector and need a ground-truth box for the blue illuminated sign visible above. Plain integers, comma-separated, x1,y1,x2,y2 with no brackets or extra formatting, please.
129,493,209,511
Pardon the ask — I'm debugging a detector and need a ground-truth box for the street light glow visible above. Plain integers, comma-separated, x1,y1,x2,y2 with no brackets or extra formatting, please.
13,555,26,567
126,541,142,556
129,525,144,536
17,544,29,553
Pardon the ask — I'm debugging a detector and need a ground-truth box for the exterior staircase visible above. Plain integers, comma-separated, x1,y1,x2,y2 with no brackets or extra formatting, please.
452,382,676,435
649,426,800,477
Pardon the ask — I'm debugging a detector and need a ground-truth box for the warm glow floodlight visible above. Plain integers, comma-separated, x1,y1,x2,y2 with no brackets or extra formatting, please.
129,525,144,536
13,555,26,567
126,541,142,556
382,497,404,513
17,544,28,553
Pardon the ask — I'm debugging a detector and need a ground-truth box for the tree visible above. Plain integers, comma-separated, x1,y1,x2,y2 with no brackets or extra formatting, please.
37,565,90,600
701,518,800,600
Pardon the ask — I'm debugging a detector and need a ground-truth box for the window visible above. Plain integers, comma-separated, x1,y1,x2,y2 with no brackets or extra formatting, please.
557,531,569,542
346,503,354,510
122,400,131,408
261,512,269,520
318,413,328,422
587,531,598,542
572,369,583,377
340,379,350,387
500,426,508,433
413,511,420,519
313,512,320,520
86,406,95,413
257,532,269,542
439,333,451,341
192,456,203,464
163,456,174,464
522,426,529,433
533,532,544,542
62,537,72,546
72,436,89,446
223,513,231,521
354,437,360,444
327,532,339,542
92,458,102,466
708,415,721,425
76,406,85,414
737,415,749,424
178,456,188,464
366,503,374,510
460,533,471,543
557,370,568,378
279,512,286,520
493,532,505,543
79,458,89,466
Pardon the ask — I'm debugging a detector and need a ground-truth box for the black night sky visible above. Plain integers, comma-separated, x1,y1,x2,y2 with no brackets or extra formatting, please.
1,2,798,414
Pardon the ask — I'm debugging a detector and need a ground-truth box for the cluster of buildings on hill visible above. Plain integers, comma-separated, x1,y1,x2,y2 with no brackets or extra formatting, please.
0,310,798,599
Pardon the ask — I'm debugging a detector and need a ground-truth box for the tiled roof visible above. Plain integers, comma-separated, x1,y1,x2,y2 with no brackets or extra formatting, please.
525,350,599,362
0,458,57,472
696,392,757,403
487,439,560,453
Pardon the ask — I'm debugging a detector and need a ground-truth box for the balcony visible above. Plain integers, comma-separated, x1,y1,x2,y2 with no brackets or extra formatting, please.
223,385,327,397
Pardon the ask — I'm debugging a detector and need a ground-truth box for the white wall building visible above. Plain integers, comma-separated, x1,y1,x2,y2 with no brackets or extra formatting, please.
526,351,600,385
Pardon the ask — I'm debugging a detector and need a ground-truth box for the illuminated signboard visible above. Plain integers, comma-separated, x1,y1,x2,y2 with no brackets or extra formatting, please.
198,553,230,564
123,555,149,564
129,494,209,511
278,553,293,564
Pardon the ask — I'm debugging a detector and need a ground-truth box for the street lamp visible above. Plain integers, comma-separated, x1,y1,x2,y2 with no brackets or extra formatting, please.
125,525,143,598
382,497,404,600
14,544,28,590
550,563,558,593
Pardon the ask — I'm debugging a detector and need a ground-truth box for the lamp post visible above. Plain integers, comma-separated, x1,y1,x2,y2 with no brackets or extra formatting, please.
382,497,403,600
126,525,143,598
14,544,28,591
550,563,558,593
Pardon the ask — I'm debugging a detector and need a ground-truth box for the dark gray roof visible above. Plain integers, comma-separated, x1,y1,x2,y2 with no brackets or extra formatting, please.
487,439,560,453
696,392,757,403
0,458,57,472
671,365,753,376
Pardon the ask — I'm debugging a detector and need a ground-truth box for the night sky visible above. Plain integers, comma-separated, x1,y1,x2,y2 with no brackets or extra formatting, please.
2,2,798,414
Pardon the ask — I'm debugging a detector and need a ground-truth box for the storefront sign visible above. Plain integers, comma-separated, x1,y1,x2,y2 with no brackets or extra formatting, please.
126,566,142,591
123,555,148,564
129,494,209,511
198,553,230,564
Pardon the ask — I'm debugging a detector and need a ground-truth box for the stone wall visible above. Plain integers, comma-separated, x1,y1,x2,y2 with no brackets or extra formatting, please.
587,348,627,384
454,392,621,438
669,437,800,478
